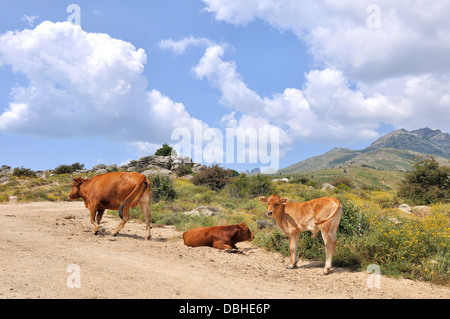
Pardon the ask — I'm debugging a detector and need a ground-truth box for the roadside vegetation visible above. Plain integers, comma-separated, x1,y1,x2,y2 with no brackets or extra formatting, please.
0,157,448,285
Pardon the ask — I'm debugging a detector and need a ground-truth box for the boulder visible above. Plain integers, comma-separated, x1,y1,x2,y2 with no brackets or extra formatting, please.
142,167,173,178
0,165,13,177
184,206,221,217
137,155,157,171
36,171,46,179
92,164,107,171
136,155,194,173
272,178,289,183
321,183,336,191
398,204,412,214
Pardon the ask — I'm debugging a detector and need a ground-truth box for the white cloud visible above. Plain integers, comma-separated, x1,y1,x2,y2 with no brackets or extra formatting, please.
164,35,449,154
201,0,450,134
203,0,450,80
193,45,264,113
159,36,215,55
0,21,200,149
191,41,384,145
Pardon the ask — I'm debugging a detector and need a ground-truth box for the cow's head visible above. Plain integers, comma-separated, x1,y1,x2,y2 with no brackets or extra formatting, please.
259,195,288,218
68,177,85,200
236,222,254,242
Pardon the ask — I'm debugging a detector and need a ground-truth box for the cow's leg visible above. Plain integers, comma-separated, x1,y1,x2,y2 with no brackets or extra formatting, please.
213,241,233,250
140,201,151,240
89,208,100,235
112,209,130,237
321,231,337,275
96,209,105,225
287,233,300,269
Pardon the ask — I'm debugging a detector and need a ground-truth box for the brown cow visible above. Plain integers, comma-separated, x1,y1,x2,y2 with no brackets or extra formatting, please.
259,195,342,275
183,223,254,249
69,172,152,239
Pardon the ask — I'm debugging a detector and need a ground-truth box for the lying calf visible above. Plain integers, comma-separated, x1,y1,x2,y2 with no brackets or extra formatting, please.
183,222,254,249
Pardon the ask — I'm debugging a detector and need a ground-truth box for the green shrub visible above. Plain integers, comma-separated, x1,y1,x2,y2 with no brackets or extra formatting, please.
398,156,450,205
155,143,176,156
191,164,233,191
175,165,193,177
254,228,290,257
337,198,371,237
290,175,310,184
54,163,85,175
227,174,275,199
332,176,354,189
150,175,177,202
13,167,36,178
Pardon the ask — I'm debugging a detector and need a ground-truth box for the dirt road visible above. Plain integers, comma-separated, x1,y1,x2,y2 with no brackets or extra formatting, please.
0,201,448,299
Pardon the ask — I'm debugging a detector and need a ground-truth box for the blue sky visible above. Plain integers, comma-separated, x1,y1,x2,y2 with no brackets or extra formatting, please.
1,1,449,172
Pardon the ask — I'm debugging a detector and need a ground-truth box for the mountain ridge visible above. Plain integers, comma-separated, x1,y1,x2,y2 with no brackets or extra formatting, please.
366,128,450,157
279,128,450,174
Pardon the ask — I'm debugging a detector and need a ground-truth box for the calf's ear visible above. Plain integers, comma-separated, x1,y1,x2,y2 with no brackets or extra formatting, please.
259,196,268,203
281,198,289,204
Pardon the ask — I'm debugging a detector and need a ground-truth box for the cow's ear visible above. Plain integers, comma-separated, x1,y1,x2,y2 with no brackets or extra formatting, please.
73,178,84,187
281,198,289,204
259,196,268,203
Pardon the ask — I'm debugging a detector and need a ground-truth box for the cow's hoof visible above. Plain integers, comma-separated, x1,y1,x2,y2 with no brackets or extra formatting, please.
93,231,99,236
323,268,331,275
286,265,297,270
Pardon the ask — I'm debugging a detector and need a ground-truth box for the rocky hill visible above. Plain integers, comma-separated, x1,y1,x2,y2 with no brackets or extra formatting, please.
367,128,450,157
280,128,450,174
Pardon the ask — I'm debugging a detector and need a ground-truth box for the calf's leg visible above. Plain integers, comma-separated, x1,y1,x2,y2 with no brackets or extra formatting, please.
288,233,300,269
321,231,337,275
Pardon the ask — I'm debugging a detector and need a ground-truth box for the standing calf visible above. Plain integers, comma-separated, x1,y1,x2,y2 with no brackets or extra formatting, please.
259,195,342,275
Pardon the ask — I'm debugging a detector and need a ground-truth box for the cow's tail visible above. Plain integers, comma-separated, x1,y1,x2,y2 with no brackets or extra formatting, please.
315,201,342,226
118,176,149,220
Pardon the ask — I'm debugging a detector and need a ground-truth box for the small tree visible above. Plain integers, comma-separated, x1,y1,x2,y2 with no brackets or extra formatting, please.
13,167,36,178
54,163,85,175
149,175,177,202
191,164,233,191
155,143,177,156
398,156,450,205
